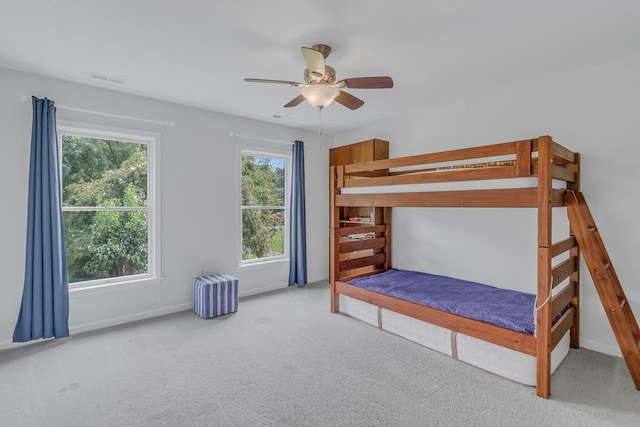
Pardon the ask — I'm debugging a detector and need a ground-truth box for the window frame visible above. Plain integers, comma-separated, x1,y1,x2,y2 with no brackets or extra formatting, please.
239,147,291,266
57,121,161,289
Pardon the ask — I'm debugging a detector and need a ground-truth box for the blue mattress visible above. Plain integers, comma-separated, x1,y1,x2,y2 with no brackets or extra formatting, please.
347,269,539,335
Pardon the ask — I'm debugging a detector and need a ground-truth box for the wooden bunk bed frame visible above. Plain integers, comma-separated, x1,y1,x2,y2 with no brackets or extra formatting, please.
329,135,580,399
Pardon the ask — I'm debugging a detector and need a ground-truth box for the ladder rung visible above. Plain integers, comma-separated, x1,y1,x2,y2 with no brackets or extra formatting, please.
619,296,627,309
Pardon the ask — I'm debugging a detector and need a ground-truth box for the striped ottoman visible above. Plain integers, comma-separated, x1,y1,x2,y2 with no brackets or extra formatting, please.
193,274,239,319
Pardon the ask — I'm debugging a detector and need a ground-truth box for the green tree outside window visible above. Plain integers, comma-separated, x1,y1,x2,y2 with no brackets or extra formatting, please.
61,135,148,282
241,154,286,261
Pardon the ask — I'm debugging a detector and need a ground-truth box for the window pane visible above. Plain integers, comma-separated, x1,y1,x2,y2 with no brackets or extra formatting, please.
241,208,285,261
241,155,285,206
63,210,148,283
62,135,147,207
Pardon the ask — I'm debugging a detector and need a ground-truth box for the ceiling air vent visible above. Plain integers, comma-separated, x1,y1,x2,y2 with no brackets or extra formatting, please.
272,114,292,120
88,72,127,85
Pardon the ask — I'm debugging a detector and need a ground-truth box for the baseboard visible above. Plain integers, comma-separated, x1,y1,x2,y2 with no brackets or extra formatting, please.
308,274,329,284
0,338,33,351
580,338,622,358
239,282,287,298
70,302,193,335
237,275,328,298
0,302,192,351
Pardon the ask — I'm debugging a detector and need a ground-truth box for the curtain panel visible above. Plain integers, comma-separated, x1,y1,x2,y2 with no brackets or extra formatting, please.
288,140,307,286
13,96,70,342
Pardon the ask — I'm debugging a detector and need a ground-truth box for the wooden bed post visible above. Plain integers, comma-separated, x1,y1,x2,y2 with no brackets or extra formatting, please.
383,207,392,271
330,165,341,313
568,152,581,349
536,135,553,398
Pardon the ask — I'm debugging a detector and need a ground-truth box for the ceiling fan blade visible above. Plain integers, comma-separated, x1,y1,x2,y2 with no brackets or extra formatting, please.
283,95,306,108
339,76,394,89
335,91,365,110
245,78,303,87
301,47,325,78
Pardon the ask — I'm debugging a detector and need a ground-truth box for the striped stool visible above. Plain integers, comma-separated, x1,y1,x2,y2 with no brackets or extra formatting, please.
193,274,239,319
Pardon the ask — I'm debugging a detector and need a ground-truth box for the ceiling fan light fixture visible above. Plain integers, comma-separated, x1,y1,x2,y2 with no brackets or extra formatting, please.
301,85,339,109
245,44,393,112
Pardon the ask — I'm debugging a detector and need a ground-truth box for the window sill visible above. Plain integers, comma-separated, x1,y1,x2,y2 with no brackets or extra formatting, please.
69,276,163,295
239,257,289,268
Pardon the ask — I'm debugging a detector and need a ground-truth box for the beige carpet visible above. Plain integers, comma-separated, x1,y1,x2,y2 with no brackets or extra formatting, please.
1,281,639,426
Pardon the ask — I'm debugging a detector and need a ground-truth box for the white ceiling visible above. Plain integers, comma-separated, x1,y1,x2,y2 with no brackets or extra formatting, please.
1,1,638,134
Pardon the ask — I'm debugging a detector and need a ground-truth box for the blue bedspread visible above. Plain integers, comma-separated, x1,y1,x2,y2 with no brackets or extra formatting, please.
348,269,537,335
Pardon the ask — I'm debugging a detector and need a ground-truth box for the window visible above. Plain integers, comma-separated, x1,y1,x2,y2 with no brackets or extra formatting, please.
240,150,289,264
58,124,159,288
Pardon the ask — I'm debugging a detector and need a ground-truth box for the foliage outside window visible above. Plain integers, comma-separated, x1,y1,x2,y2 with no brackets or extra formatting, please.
241,152,288,263
60,126,157,287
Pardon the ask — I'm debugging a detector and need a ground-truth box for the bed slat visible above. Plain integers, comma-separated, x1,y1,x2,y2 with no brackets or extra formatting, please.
339,269,387,282
344,166,517,187
551,307,574,349
337,188,567,208
551,141,577,164
551,237,577,258
337,188,539,208
343,140,527,174
337,225,386,237
552,165,576,183
340,237,386,252
552,281,577,316
340,253,386,272
552,256,578,288
515,140,533,176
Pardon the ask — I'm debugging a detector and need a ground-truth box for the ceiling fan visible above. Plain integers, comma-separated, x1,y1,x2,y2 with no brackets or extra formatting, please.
244,44,393,111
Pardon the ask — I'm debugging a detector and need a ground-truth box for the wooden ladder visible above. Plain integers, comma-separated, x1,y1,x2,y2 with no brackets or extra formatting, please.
566,190,640,389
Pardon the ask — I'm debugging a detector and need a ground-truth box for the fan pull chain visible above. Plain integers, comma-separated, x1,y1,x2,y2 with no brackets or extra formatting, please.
318,107,323,135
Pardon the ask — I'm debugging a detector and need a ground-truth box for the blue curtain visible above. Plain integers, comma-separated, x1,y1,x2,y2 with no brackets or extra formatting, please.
13,96,69,342
288,140,307,286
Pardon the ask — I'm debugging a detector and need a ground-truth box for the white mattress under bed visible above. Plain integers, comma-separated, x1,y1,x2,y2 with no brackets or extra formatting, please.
339,294,570,386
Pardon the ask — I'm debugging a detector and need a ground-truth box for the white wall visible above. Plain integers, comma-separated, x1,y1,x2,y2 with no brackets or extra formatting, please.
335,54,640,357
0,68,331,348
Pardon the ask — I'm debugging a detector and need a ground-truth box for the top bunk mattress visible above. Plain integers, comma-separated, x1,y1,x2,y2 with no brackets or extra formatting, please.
347,269,539,335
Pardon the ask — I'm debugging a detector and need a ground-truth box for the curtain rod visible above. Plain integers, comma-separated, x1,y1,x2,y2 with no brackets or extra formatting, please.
229,132,298,146
22,97,175,128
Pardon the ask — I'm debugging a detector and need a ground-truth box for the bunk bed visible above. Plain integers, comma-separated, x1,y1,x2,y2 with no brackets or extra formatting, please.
329,135,580,399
